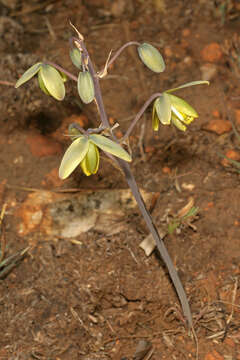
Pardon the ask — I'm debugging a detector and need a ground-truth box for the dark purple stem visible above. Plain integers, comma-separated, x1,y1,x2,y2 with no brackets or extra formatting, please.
122,92,162,141
106,41,140,69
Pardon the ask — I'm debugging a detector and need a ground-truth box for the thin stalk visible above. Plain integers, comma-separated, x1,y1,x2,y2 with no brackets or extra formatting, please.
122,93,161,142
106,41,140,69
62,36,193,327
117,159,193,327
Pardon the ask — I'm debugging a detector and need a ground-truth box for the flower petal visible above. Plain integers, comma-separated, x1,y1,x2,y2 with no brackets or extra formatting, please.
38,71,50,96
59,136,89,179
166,80,209,93
171,115,186,131
15,62,42,88
152,106,160,131
169,94,198,117
155,93,172,125
40,64,65,101
81,142,99,176
89,134,131,162
87,142,100,174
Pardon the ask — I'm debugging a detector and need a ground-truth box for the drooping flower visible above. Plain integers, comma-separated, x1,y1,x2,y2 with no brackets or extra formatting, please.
15,63,65,101
152,80,209,131
59,132,132,179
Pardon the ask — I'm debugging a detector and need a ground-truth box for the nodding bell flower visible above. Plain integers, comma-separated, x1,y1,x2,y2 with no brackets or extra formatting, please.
59,128,132,179
15,63,66,101
152,80,209,131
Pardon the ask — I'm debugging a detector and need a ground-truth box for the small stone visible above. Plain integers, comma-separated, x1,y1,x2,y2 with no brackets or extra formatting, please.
203,119,232,135
200,63,217,81
235,109,240,125
183,56,192,66
26,134,62,157
212,110,220,118
221,149,240,167
111,0,126,17
182,28,190,37
164,46,173,57
204,350,224,360
162,166,171,174
201,43,223,63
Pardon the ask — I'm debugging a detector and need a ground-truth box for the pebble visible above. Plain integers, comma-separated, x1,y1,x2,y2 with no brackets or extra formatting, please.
203,119,232,135
204,350,224,360
235,109,240,125
221,149,240,167
200,63,217,81
201,42,223,63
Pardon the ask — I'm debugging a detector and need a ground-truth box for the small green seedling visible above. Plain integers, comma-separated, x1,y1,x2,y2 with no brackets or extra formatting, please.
15,25,209,329
168,206,199,235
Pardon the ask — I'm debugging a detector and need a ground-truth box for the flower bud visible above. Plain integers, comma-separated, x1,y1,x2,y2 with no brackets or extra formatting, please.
77,71,95,104
70,48,82,69
138,43,165,73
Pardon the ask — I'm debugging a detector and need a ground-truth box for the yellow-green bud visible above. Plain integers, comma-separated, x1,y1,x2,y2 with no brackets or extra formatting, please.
77,71,95,104
138,43,165,73
80,142,99,176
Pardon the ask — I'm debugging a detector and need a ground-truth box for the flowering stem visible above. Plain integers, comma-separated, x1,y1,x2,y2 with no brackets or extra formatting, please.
118,159,193,328
67,36,193,328
122,92,161,142
104,41,140,70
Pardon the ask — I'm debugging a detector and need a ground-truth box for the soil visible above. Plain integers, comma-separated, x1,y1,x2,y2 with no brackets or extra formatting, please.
1,1,240,359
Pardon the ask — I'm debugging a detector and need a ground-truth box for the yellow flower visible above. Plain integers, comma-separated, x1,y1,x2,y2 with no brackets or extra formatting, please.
152,93,198,131
152,80,209,131
59,133,132,179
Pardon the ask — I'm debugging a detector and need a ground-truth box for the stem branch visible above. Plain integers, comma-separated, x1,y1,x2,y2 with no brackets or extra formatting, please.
122,92,161,141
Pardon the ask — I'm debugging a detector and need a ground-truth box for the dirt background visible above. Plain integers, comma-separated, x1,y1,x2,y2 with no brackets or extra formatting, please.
1,0,240,359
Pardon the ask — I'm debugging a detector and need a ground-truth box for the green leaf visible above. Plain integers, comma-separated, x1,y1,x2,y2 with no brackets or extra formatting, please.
89,134,132,162
168,221,180,234
70,47,82,69
15,62,42,88
169,94,198,118
138,43,165,73
155,93,171,125
77,71,95,104
166,80,210,94
39,64,65,101
59,136,89,179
